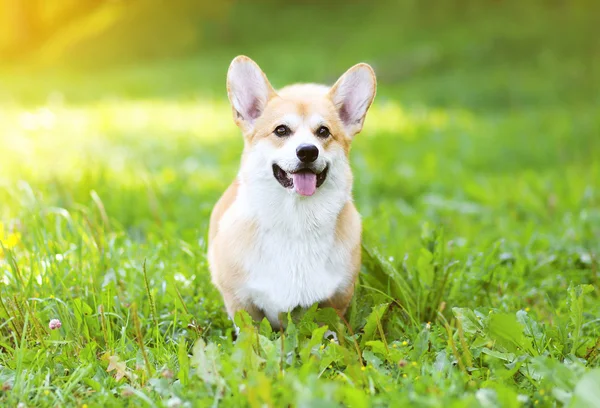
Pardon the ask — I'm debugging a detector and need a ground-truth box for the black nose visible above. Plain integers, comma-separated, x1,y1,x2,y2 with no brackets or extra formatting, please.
296,144,319,163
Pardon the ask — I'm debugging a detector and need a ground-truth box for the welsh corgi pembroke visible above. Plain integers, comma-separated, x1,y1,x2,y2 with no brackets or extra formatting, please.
208,56,376,328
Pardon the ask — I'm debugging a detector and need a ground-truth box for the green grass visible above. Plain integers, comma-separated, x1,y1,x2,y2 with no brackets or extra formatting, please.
1,1,599,406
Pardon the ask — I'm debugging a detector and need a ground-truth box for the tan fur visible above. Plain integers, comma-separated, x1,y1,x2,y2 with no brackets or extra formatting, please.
209,180,257,318
321,202,362,313
208,180,238,242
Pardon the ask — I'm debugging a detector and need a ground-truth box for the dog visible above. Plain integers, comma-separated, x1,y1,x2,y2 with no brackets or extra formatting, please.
208,55,376,328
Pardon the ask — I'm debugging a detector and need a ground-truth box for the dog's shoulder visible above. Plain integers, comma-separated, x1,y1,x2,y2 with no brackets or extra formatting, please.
335,200,361,246
208,179,239,242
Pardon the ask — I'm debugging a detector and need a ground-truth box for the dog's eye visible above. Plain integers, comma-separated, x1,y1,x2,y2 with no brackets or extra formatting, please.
274,125,291,137
316,126,330,138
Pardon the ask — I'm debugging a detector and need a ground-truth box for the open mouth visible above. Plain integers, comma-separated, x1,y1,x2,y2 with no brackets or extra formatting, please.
272,164,329,196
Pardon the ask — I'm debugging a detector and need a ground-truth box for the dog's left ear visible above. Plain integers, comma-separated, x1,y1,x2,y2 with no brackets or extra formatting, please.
329,63,377,137
227,56,277,134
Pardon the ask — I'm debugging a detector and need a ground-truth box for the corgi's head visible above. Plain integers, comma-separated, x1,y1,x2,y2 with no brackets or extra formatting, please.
227,56,376,199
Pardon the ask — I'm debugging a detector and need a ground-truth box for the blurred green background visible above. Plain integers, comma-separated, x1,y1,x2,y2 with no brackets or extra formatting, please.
1,0,598,249
0,0,599,406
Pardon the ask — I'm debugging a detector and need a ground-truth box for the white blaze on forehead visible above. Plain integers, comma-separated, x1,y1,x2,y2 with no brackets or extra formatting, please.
275,113,320,147
291,123,320,147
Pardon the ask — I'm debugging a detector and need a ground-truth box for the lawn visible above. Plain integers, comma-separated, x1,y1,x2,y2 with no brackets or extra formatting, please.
0,1,599,407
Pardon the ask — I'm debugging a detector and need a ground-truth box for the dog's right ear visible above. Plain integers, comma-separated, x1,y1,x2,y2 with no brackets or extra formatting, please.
227,56,276,133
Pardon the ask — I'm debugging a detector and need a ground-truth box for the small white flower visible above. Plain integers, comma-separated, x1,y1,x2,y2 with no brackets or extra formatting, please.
49,319,62,330
323,330,339,344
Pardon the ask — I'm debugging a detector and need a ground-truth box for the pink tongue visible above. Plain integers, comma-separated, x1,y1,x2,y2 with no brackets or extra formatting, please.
292,172,317,196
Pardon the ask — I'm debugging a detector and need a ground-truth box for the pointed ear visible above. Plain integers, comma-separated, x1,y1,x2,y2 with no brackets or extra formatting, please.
227,56,276,133
329,63,376,137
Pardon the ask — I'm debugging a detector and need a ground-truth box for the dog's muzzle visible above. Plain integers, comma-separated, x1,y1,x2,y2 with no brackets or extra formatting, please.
272,163,328,196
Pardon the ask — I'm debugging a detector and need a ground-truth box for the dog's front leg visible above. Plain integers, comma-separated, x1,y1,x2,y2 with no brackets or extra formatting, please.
221,290,265,324
320,283,356,317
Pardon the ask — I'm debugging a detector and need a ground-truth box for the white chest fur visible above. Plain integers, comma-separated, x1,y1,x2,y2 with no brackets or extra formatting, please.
232,180,352,323
241,219,348,323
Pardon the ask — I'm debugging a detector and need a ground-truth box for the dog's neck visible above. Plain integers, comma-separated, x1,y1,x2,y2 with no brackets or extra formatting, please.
236,174,351,236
